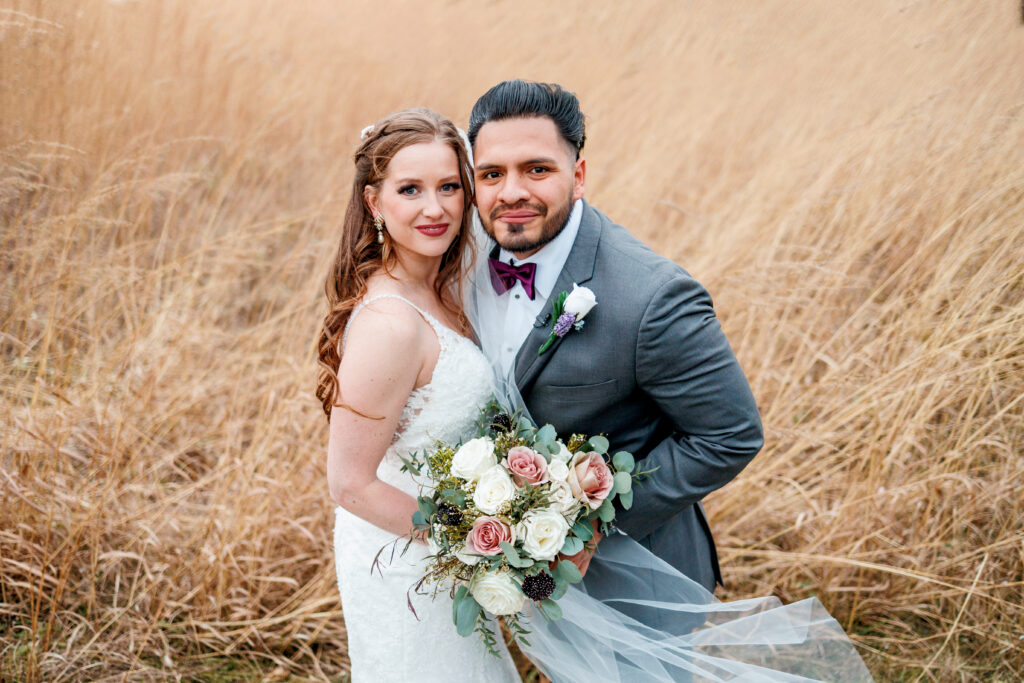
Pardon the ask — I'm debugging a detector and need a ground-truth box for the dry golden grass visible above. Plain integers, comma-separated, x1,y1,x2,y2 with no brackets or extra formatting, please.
2,1,1022,680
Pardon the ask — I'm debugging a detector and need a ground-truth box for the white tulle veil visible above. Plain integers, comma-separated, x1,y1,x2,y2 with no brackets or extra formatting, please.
462,204,871,681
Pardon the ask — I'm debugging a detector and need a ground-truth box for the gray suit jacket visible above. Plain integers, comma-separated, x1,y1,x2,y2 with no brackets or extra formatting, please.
512,201,764,590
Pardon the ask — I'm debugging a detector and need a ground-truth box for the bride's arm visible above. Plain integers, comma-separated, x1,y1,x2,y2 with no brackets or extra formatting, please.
326,303,431,540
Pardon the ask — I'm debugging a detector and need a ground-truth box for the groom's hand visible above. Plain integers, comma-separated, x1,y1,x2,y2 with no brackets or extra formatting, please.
560,521,603,577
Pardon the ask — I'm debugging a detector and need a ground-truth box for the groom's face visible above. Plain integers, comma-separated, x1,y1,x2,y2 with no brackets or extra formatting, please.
473,117,585,259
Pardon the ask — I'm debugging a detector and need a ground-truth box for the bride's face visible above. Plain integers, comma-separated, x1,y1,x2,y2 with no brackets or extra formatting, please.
365,139,464,262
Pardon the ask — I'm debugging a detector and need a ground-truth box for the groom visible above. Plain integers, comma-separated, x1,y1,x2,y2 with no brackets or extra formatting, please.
469,80,763,592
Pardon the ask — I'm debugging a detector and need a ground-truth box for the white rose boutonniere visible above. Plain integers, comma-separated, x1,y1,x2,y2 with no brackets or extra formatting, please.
538,283,597,355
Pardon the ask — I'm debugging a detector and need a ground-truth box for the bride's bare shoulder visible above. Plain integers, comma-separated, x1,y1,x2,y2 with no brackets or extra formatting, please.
345,295,424,353
337,301,427,409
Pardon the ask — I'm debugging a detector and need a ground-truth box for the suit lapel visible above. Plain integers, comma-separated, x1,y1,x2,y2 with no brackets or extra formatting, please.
514,203,602,392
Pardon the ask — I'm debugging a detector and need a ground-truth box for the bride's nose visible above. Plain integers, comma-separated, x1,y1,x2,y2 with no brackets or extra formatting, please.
422,193,444,219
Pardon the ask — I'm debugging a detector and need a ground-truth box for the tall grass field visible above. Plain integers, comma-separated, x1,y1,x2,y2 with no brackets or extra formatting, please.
2,1,1022,680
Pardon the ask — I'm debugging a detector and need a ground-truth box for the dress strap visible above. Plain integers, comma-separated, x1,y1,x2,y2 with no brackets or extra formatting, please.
343,294,447,350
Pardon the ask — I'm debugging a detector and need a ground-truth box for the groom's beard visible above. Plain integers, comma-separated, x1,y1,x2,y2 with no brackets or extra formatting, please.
483,190,574,255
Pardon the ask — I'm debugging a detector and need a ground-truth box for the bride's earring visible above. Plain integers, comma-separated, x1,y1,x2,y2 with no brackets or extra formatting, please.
374,214,385,244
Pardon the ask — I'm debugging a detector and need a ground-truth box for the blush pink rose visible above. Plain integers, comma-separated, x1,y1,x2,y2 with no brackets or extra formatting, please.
465,516,513,556
567,452,615,509
502,446,549,487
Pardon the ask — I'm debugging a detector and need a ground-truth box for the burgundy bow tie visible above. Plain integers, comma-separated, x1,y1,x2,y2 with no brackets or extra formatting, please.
488,258,538,300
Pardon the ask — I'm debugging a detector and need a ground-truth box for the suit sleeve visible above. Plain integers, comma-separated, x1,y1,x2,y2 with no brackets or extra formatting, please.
614,274,764,540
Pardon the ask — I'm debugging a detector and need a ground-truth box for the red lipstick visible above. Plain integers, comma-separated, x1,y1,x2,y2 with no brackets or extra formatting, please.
415,223,449,236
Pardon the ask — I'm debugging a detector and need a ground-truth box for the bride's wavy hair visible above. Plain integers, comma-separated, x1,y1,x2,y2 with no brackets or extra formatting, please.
316,108,475,419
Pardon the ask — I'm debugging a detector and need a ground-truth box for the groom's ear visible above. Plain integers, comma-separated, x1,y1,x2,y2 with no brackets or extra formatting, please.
572,158,586,202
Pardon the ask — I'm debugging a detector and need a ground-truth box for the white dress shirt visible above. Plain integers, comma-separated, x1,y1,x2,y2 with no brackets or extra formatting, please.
491,199,583,377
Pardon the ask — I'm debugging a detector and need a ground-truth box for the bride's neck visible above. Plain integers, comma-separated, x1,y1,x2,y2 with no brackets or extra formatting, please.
381,249,443,294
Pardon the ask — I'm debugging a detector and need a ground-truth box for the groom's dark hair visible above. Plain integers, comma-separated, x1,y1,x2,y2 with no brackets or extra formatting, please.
468,80,585,159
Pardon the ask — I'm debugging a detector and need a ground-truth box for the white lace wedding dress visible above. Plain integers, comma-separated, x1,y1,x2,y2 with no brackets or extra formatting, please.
333,294,521,683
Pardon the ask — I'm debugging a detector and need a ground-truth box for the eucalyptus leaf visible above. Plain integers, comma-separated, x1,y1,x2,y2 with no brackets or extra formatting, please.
557,559,583,584
550,578,568,600
613,471,632,494
582,508,601,525
500,541,533,568
411,510,427,529
571,520,594,542
598,498,615,522
440,487,467,507
455,594,481,636
536,442,555,460
560,535,584,556
585,435,609,454
619,488,634,510
612,451,635,472
417,497,437,520
534,424,557,446
452,585,469,625
540,599,563,621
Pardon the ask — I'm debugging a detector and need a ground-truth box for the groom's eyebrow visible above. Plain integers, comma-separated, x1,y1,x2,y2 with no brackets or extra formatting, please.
475,157,559,172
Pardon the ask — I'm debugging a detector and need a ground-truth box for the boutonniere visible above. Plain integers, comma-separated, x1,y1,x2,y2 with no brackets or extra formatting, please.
538,284,598,355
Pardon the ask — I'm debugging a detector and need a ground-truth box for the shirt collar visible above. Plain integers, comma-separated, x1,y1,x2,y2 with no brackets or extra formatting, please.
498,199,583,301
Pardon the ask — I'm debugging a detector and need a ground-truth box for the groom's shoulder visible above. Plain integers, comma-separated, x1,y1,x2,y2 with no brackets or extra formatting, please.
585,204,695,294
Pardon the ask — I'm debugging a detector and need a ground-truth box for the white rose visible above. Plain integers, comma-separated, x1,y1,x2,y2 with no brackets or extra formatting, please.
546,479,581,516
470,571,525,616
516,507,571,561
454,544,482,566
563,284,597,320
472,466,516,514
451,437,496,482
552,441,573,463
547,457,569,481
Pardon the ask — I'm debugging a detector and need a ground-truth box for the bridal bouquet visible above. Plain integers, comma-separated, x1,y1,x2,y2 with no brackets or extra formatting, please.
398,404,644,653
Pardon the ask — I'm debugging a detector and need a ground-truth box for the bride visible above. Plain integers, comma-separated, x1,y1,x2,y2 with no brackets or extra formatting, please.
316,108,520,681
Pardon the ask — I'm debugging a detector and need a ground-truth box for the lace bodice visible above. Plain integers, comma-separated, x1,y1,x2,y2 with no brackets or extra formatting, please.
344,294,494,493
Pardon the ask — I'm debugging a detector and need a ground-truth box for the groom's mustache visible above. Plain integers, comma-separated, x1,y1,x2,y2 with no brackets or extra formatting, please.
489,202,548,222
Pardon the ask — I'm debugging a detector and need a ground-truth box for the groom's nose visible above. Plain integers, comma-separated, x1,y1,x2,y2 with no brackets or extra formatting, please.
496,172,530,205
